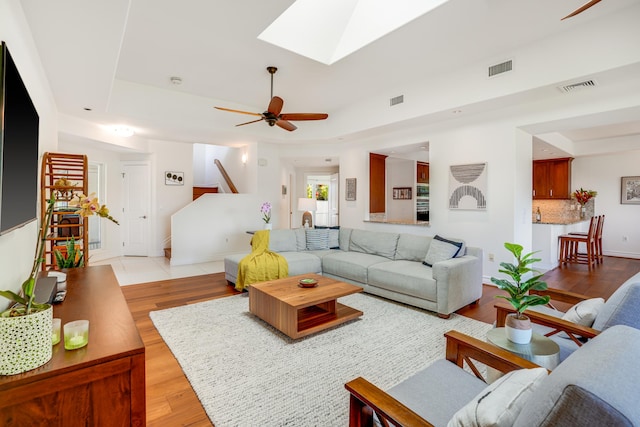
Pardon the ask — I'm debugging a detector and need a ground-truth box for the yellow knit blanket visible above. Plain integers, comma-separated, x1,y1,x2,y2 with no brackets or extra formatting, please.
235,230,288,291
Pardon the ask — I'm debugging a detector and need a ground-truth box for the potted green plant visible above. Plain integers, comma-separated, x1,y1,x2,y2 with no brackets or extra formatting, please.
491,242,550,344
0,196,56,375
54,236,84,269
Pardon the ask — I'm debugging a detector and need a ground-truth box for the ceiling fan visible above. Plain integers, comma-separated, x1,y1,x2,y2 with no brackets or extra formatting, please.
562,0,602,20
214,66,328,132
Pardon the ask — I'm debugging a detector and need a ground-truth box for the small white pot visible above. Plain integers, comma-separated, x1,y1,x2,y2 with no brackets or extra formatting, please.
264,223,273,230
505,313,532,344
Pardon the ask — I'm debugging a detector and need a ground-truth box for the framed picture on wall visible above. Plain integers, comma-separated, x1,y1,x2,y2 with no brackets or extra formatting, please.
392,187,412,200
346,178,357,201
448,163,487,210
621,176,640,204
165,171,184,185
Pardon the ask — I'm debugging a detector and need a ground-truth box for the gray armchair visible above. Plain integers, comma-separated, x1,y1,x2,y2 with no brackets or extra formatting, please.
496,272,640,360
346,325,640,427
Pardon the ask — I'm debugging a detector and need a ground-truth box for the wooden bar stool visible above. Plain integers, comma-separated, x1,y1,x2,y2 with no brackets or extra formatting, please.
569,215,605,263
558,216,598,270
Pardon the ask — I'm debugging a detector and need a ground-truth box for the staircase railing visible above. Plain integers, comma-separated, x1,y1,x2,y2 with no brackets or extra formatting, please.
214,159,238,193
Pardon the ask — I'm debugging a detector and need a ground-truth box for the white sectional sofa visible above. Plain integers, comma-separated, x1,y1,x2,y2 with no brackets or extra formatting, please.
224,228,483,318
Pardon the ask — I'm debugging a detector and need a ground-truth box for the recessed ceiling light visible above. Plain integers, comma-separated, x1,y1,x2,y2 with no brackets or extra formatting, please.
83,107,92,111
452,109,462,114
170,76,182,85
112,126,135,137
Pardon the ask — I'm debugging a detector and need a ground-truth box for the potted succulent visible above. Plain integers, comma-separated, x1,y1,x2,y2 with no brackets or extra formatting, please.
491,242,550,344
0,196,56,375
54,236,84,269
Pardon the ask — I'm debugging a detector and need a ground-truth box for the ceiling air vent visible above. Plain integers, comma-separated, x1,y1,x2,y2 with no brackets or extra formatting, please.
558,79,598,93
488,60,512,77
390,95,404,106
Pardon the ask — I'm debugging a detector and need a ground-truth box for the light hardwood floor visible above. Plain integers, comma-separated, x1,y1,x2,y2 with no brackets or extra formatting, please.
121,256,640,426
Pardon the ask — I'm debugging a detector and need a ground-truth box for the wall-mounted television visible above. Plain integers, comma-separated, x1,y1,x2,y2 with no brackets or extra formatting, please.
0,41,40,235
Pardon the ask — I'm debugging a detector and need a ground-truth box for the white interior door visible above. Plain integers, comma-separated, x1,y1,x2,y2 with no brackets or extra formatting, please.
330,172,339,226
122,162,150,256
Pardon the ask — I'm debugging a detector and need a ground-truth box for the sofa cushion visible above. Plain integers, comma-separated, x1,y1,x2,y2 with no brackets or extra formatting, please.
388,359,487,427
423,235,463,267
268,229,297,252
339,227,352,251
306,228,329,250
368,261,437,301
592,277,640,331
395,234,432,262
562,298,605,327
349,229,399,259
448,368,548,427
278,252,322,276
321,251,389,284
294,228,307,251
514,325,640,427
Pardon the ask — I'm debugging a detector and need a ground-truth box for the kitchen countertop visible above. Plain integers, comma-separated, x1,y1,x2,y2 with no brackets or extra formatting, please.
533,219,589,225
365,219,430,226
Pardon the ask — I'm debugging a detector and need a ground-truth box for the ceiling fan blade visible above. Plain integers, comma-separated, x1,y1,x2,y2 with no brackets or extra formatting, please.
267,96,284,116
561,0,602,20
275,119,297,131
214,106,262,117
280,113,329,121
235,118,264,127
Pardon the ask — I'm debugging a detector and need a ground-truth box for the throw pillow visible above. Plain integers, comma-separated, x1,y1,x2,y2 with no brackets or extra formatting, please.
561,297,605,327
316,226,340,249
306,228,329,250
423,235,463,267
447,368,548,427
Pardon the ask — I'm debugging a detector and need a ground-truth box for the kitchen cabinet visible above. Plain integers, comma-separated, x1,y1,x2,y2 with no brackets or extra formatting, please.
532,158,573,199
369,153,387,213
417,162,429,183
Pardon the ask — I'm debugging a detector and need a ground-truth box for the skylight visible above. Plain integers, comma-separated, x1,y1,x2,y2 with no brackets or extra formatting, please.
258,0,451,65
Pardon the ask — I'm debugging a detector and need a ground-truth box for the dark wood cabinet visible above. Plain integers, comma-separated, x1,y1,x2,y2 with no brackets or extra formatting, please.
0,266,146,426
417,162,429,183
532,158,573,199
369,153,387,213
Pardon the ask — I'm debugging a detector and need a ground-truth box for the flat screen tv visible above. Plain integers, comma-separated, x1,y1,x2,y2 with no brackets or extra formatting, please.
0,41,40,235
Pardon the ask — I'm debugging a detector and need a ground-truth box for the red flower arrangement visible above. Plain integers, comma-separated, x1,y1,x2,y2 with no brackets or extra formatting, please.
573,188,597,206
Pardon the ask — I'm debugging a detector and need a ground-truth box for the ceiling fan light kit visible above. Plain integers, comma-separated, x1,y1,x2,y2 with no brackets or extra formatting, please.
214,66,328,132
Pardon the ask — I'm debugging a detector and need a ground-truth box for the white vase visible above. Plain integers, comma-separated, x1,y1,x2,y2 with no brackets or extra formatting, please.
0,305,53,375
505,313,532,344
264,223,272,230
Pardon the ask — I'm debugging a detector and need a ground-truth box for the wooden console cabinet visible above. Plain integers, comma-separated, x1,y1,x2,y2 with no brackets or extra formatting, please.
533,157,573,199
0,265,145,426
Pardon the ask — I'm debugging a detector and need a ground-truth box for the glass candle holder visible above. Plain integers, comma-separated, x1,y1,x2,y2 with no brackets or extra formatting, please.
64,320,89,350
52,318,61,345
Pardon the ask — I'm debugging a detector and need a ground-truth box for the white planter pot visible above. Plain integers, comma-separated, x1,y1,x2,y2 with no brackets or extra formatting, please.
0,305,53,375
505,313,532,344
264,223,273,230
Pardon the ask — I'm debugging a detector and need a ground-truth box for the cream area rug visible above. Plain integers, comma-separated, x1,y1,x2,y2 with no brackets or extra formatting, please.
150,292,492,426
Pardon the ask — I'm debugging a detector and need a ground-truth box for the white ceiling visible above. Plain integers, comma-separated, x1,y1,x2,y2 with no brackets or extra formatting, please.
18,0,640,159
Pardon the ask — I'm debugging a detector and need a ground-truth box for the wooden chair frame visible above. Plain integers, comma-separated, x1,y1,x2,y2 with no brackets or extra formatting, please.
345,330,541,427
558,216,599,270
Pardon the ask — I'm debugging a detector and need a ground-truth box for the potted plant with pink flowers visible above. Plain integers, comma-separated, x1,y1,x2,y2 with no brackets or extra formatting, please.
260,201,272,230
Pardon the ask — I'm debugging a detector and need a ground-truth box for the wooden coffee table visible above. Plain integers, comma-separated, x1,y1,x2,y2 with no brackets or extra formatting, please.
248,274,363,339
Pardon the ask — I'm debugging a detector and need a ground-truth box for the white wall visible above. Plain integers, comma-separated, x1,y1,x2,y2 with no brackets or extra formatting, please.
170,194,259,265
0,0,58,304
148,139,195,256
386,157,414,222
573,149,640,258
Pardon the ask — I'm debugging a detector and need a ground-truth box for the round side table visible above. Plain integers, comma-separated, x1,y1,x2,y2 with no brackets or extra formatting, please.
487,327,560,371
